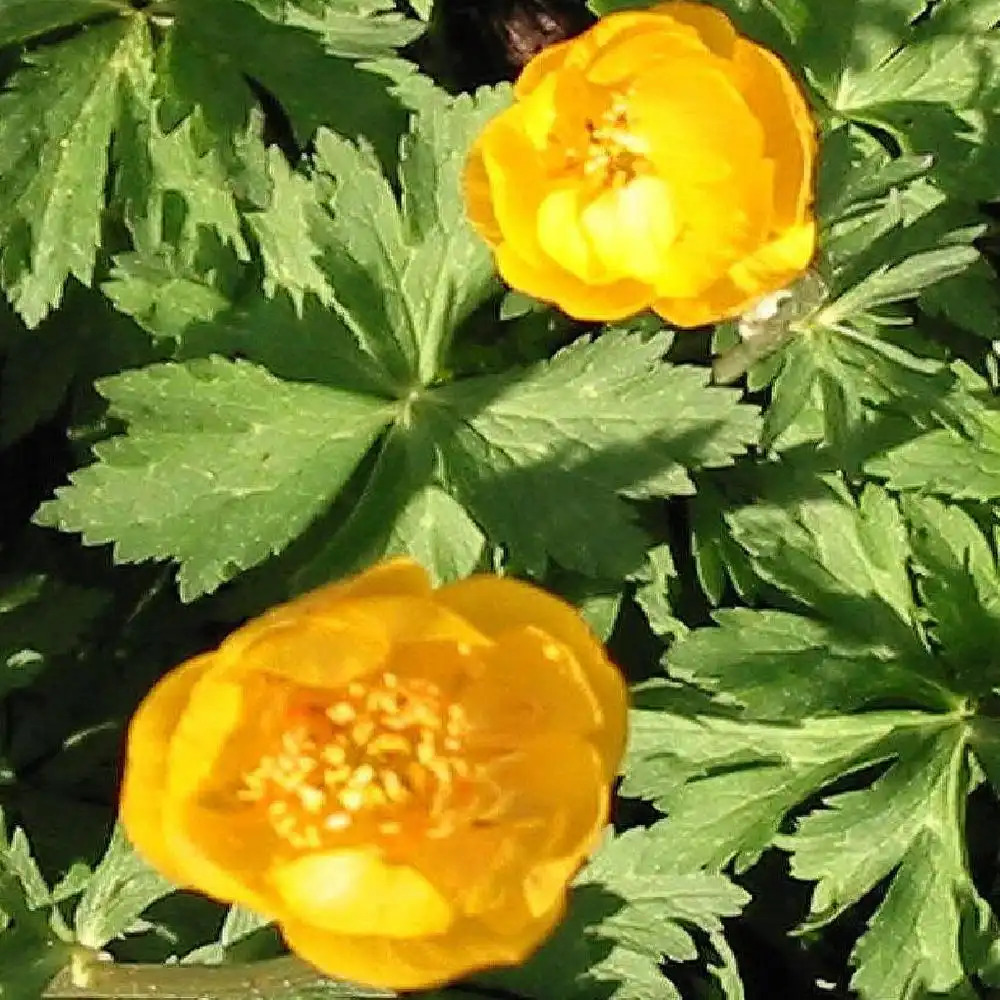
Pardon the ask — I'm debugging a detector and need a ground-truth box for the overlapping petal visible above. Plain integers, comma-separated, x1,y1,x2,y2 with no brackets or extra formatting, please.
464,0,818,327
120,558,627,991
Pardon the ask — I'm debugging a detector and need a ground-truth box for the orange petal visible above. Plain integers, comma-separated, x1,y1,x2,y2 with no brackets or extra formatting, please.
165,796,280,915
464,144,503,246
263,557,433,625
281,905,558,991
653,0,739,58
732,38,817,228
495,242,652,321
119,652,214,887
729,220,817,294
273,849,453,937
437,576,628,779
462,626,606,746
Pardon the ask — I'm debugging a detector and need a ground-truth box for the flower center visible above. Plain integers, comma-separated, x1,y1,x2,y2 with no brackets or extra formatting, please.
569,95,648,187
239,671,471,850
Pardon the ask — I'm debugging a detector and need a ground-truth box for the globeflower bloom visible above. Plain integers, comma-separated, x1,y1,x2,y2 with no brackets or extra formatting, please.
120,560,628,990
464,1,818,327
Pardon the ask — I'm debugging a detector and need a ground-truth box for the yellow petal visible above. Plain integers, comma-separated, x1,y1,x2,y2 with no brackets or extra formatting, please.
538,185,611,282
281,904,560,991
119,652,213,887
479,115,553,267
462,626,606,745
653,0,739,58
463,144,503,246
438,575,628,780
584,18,707,85
514,35,577,97
273,849,453,936
582,176,679,283
732,38,817,228
495,242,652,321
729,220,817,294
635,59,765,187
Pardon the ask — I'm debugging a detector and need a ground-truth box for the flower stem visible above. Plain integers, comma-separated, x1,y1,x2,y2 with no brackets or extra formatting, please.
43,953,392,1000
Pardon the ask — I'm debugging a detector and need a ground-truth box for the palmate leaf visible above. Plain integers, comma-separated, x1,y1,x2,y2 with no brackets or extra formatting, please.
422,329,761,578
0,813,76,1000
736,124,990,453
73,825,173,949
36,357,397,601
475,828,748,1000
626,481,1000,1000
0,0,423,326
0,18,149,327
309,82,510,384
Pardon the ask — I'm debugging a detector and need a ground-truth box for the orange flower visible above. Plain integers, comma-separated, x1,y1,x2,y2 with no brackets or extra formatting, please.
120,559,628,991
464,1,818,327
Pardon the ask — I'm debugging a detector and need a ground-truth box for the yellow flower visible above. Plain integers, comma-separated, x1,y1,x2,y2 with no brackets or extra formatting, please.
464,1,818,327
120,559,628,991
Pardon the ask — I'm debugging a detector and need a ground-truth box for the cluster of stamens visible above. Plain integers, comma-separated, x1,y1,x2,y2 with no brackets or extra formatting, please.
239,671,471,850
564,94,648,187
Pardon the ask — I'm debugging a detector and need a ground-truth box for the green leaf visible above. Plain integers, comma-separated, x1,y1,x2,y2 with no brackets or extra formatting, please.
272,0,425,58
669,607,949,720
0,17,150,325
850,824,994,1000
920,259,1000,340
833,32,1000,113
933,0,1000,30
73,825,174,949
311,83,509,384
727,479,919,631
101,249,235,343
0,814,75,1000
182,292,396,396
901,495,1000,688
178,0,410,160
36,357,396,601
632,544,686,641
624,706,909,872
384,485,485,585
121,110,250,263
865,408,1000,499
424,330,760,576
759,323,956,461
789,728,995,999
0,574,107,698
0,0,121,47
626,465,1000,998
794,0,927,102
819,245,981,325
245,148,335,313
478,828,748,1000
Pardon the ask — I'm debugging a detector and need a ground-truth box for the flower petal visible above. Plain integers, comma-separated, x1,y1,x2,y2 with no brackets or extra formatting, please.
653,0,739,58
732,38,817,227
273,848,453,936
581,176,679,283
119,652,213,886
496,242,652,321
462,626,606,746
438,576,628,779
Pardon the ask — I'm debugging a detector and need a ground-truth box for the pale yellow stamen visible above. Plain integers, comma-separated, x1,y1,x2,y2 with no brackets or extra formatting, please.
238,670,482,849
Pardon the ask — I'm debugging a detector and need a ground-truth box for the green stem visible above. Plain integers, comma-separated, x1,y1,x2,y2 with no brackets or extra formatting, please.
44,953,392,1000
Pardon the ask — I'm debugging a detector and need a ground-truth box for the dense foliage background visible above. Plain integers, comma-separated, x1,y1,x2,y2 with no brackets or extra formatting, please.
2,0,1000,998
